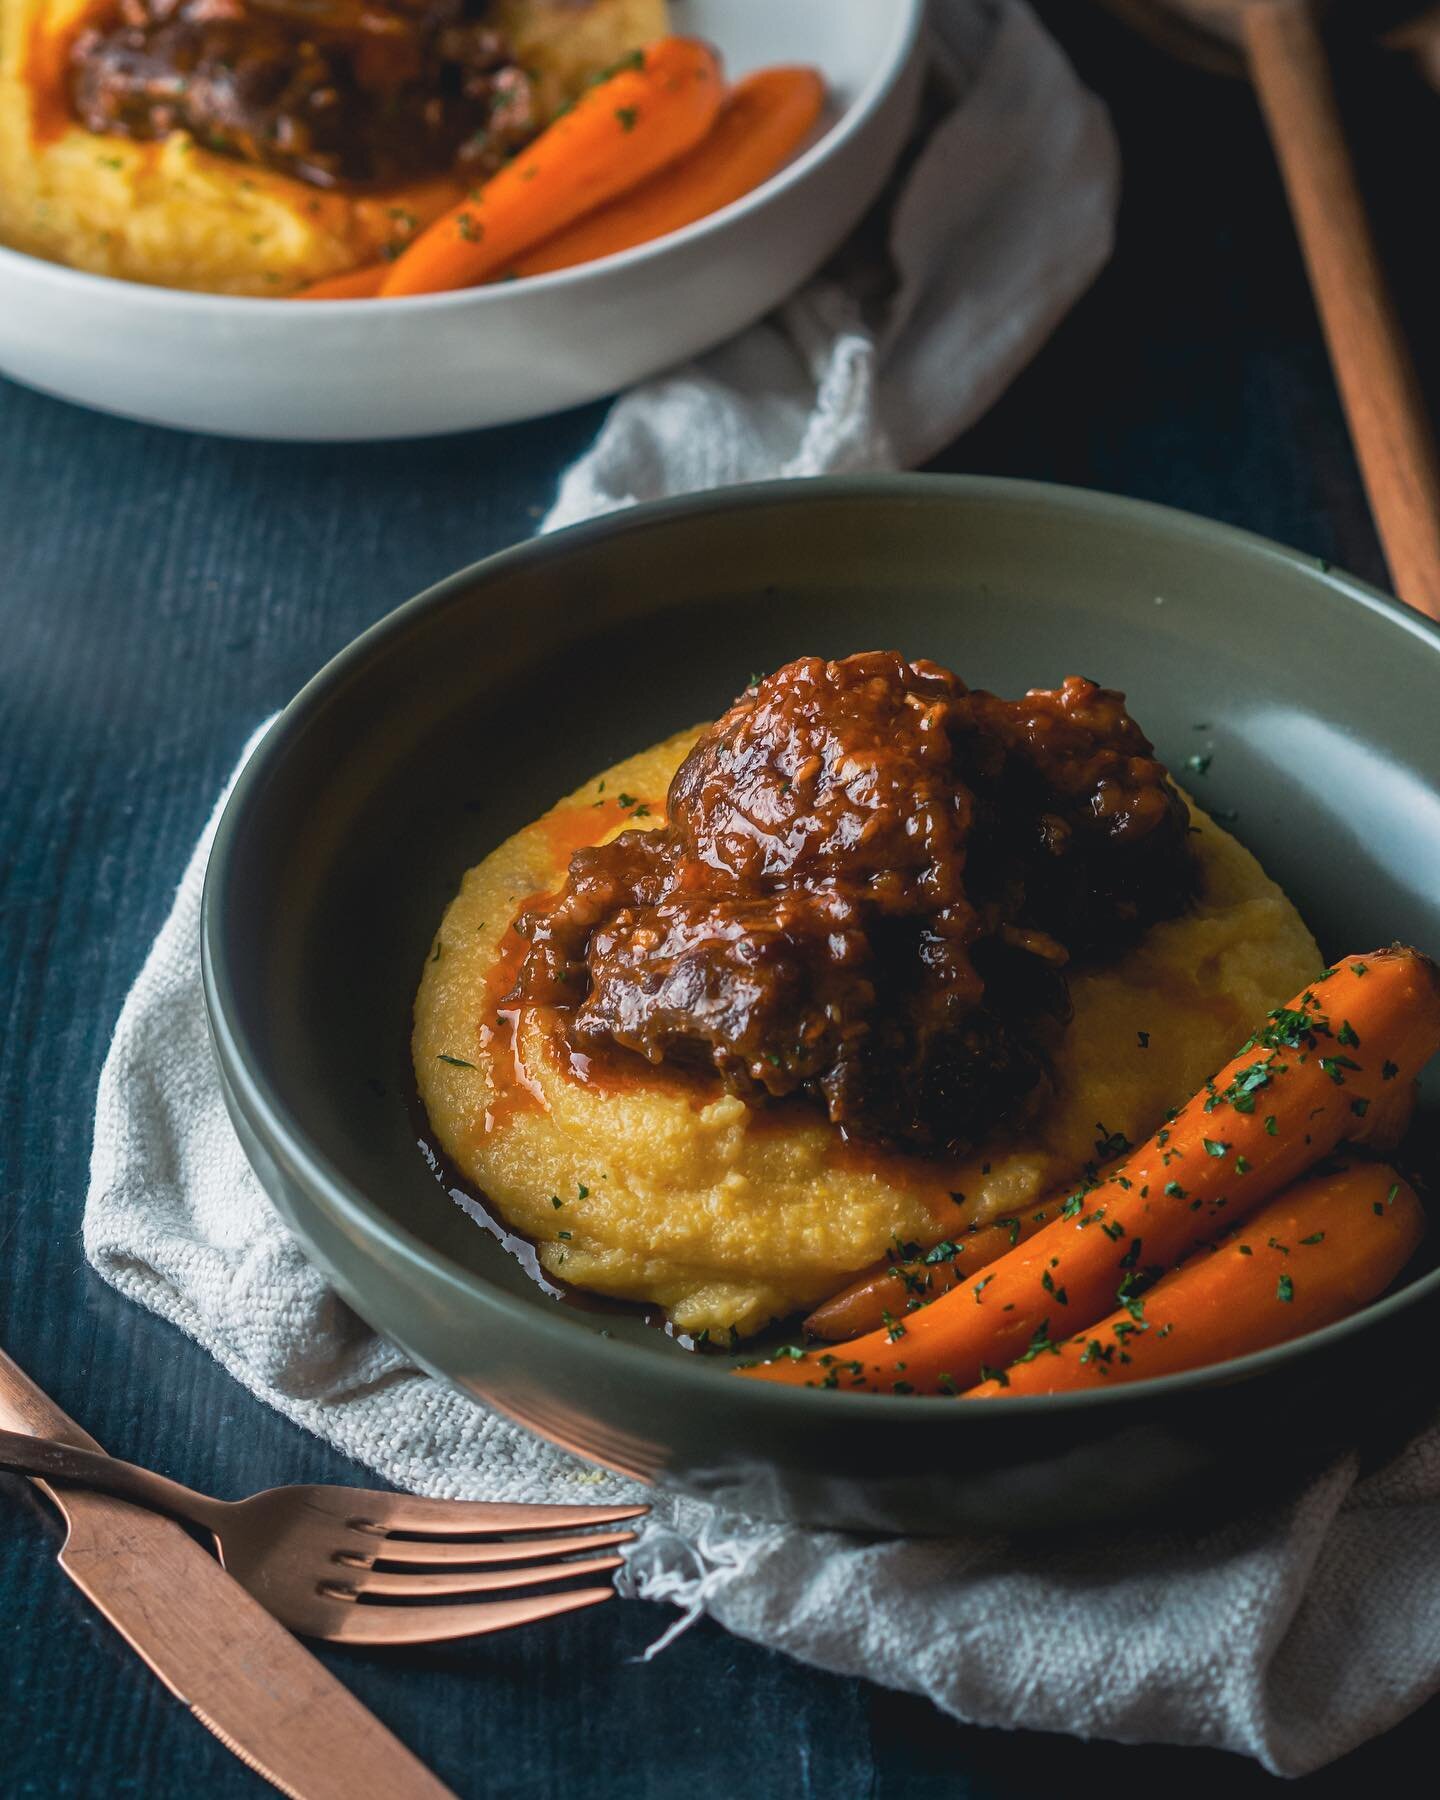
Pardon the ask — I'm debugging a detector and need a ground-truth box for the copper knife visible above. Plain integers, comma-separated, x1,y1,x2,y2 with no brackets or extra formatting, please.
0,1349,455,1799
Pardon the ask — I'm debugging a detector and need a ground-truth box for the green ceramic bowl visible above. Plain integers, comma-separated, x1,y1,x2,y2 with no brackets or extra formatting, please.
202,476,1440,1534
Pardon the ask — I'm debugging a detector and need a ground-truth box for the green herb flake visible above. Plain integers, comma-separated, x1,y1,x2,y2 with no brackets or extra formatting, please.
1382,1060,1399,1081
615,105,639,131
1300,1232,1325,1245
436,1053,475,1069
1137,1030,1150,1048
1203,1138,1228,1158
1014,1320,1062,1364
1277,1273,1294,1303
1185,752,1212,776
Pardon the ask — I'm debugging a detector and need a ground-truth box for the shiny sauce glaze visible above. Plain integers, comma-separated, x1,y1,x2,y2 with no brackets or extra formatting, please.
64,0,539,187
508,653,1197,1158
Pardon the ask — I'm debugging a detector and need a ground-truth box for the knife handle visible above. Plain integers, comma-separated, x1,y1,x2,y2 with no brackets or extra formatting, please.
0,1349,105,1452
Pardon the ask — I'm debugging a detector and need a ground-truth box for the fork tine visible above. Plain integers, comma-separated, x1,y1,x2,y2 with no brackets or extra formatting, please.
343,1498,650,1534
355,1528,638,1567
321,1586,614,1645
342,1554,624,1600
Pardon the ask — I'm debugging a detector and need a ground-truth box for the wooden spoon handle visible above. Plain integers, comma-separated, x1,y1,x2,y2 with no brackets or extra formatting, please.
1243,0,1440,620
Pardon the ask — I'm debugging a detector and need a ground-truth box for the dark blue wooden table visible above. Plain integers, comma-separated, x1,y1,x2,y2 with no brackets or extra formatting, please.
4,7,1438,1794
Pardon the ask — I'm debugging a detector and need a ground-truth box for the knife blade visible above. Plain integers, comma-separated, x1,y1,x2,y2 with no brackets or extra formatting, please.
0,1351,455,1800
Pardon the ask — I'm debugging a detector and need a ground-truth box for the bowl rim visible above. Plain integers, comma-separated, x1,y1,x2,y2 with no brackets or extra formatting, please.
0,0,925,315
202,472,1440,1423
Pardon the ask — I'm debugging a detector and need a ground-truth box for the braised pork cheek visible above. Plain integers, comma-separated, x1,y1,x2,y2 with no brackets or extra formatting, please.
68,0,538,188
511,653,1196,1155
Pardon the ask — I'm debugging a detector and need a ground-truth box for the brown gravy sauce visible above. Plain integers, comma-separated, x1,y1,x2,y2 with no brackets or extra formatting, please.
424,787,979,1344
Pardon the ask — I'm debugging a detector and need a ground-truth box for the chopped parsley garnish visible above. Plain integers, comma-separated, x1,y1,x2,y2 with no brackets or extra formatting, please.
1203,1138,1228,1158
1094,1124,1132,1161
1013,1320,1062,1364
436,1053,475,1069
1137,1030,1150,1049
615,105,639,131
1299,1232,1325,1245
1277,1274,1294,1303
1382,1060,1399,1081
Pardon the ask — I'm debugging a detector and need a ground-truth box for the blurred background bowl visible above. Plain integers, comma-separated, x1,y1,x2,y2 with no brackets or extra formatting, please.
0,0,925,441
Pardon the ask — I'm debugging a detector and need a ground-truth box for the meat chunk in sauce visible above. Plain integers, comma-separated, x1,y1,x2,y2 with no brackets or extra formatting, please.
68,0,538,189
513,653,1196,1156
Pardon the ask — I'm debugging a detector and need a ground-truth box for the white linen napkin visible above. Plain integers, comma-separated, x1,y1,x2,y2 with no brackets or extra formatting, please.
81,0,1440,1776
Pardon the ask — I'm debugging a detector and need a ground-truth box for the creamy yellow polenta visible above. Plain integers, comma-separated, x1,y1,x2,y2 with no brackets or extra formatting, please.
413,729,1321,1339
0,0,666,293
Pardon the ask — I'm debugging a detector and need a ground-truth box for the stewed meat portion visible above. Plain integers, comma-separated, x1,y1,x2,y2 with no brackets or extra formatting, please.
68,0,538,188
512,653,1196,1156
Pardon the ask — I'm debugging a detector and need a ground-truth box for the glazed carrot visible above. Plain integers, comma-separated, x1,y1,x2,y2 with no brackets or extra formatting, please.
803,1206,1053,1342
507,66,825,278
293,263,388,300
738,947,1440,1394
380,37,725,298
966,1161,1425,1397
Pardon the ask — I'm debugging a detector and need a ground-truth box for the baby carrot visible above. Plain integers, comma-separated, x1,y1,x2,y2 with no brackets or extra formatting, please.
507,66,825,278
292,263,388,300
965,1161,1425,1397
802,1206,1053,1342
738,947,1440,1395
380,37,725,297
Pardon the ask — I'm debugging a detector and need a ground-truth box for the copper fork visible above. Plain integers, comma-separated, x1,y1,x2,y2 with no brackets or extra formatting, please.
0,1426,647,1644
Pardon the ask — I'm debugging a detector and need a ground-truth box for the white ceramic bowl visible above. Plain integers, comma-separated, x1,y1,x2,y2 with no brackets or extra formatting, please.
0,0,925,440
